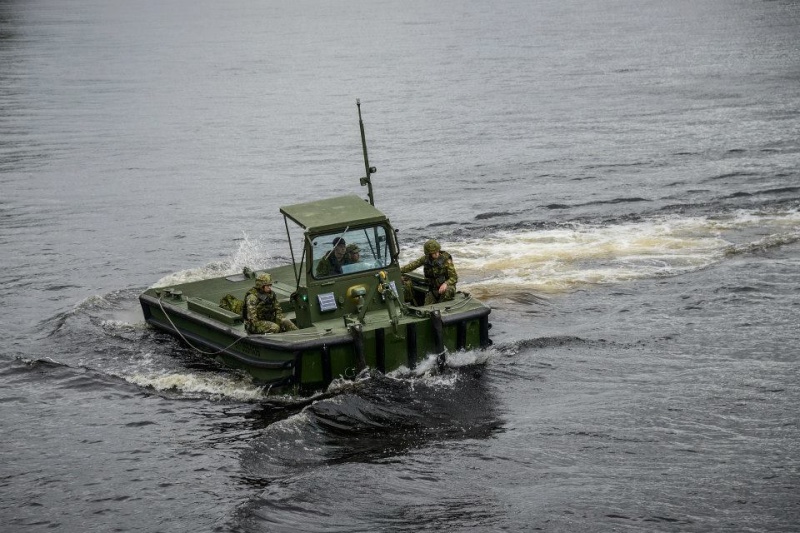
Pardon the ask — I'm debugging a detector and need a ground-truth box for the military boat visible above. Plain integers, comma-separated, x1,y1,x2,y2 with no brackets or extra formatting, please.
139,101,492,395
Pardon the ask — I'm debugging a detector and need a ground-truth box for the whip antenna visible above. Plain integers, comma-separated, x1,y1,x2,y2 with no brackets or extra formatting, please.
357,98,376,205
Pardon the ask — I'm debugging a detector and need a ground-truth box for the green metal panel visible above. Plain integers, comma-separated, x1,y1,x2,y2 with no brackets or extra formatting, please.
330,343,358,379
280,195,388,233
187,297,241,325
301,351,324,383
465,319,482,350
414,324,436,364
383,328,409,371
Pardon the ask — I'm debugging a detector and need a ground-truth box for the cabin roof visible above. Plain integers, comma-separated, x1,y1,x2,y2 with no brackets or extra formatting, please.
280,195,388,232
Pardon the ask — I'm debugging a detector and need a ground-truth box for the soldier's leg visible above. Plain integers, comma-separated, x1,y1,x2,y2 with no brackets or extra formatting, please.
402,277,415,303
441,285,456,301
247,320,280,334
280,319,299,332
261,321,281,334
424,286,456,305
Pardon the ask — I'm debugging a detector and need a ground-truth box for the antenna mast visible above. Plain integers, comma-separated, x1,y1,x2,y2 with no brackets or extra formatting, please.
357,99,376,205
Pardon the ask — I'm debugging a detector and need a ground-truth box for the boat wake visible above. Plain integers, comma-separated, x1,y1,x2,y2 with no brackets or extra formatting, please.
440,208,800,302
122,369,268,402
240,365,504,481
29,287,275,402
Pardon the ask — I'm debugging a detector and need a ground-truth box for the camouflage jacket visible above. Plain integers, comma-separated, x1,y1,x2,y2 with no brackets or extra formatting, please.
243,288,284,330
315,254,349,277
401,250,458,290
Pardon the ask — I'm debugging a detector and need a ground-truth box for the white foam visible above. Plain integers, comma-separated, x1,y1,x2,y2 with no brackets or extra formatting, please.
444,210,800,298
124,370,266,401
100,319,148,331
150,232,279,288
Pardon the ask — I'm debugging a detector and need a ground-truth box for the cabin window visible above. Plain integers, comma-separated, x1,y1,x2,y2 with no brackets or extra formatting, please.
312,225,393,278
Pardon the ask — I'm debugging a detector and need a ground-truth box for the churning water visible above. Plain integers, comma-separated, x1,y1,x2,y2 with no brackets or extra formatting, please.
1,0,799,531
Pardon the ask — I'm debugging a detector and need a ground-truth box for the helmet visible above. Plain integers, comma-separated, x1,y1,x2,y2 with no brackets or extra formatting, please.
346,244,360,254
255,273,272,288
423,239,441,254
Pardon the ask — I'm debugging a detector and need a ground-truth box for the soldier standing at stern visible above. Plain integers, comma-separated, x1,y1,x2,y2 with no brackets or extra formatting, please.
244,273,298,334
401,239,458,305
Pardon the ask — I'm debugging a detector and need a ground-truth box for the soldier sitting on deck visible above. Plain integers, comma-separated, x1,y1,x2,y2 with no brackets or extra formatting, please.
243,273,298,334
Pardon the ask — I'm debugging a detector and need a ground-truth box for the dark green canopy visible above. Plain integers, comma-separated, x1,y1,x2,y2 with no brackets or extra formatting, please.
280,195,388,233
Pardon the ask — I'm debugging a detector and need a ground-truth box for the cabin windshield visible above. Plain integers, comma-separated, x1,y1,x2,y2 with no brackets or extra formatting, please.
312,224,393,279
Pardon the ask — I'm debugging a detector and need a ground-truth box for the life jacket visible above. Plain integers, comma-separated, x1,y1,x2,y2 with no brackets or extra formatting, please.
423,251,452,290
242,288,278,323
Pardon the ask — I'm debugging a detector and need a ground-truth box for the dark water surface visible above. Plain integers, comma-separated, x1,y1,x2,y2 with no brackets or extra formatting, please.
2,1,799,531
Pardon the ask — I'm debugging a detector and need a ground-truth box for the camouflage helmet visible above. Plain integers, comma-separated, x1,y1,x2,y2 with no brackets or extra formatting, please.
423,239,441,254
255,273,272,288
346,243,360,254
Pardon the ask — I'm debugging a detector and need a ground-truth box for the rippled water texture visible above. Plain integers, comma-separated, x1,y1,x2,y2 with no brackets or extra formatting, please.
1,0,799,531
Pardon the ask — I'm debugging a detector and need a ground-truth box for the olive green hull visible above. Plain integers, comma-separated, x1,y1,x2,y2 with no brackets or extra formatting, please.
139,291,490,395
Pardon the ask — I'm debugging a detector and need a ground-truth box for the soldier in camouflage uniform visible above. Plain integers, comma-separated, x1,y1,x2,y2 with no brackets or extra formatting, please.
244,273,298,334
400,239,458,305
316,237,349,277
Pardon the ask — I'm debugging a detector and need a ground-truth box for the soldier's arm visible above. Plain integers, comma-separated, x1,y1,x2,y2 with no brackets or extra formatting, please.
401,255,425,274
445,257,458,286
273,297,284,322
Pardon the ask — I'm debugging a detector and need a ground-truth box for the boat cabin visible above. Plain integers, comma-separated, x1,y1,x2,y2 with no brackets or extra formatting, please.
280,194,405,328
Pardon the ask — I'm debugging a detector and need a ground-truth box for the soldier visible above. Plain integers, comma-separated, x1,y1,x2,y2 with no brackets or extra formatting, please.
345,243,361,264
243,273,298,334
401,239,458,305
316,237,349,277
